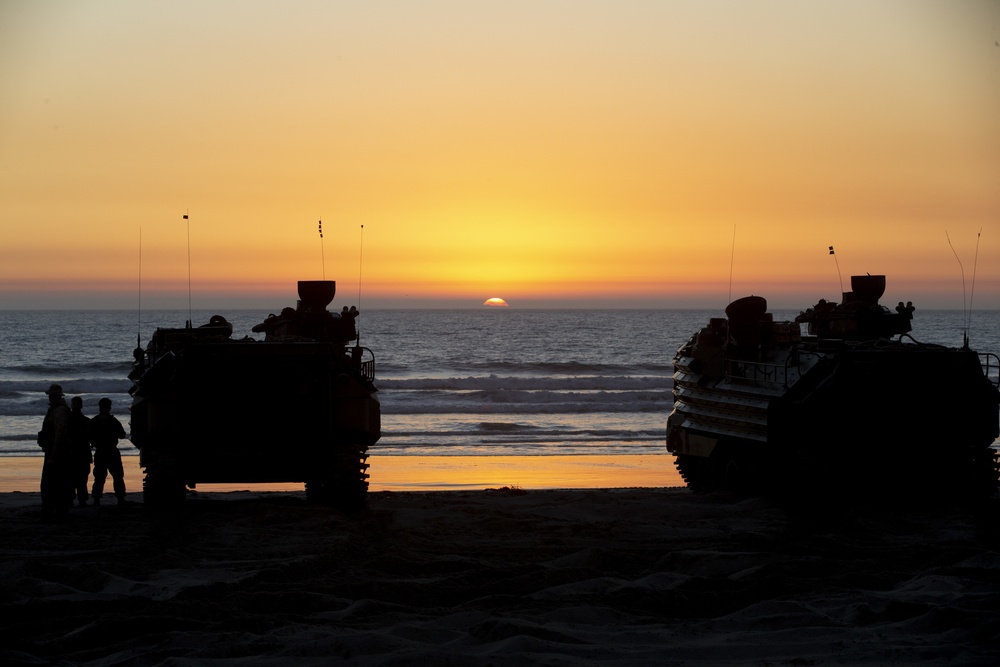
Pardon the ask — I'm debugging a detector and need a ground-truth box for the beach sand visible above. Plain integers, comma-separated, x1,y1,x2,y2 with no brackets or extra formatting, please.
0,467,998,665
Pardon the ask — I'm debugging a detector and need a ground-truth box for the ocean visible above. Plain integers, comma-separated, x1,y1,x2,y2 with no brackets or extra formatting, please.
1,307,998,459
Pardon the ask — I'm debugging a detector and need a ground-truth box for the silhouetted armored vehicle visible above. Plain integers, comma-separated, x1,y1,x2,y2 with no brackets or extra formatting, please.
666,275,1000,500
128,280,380,509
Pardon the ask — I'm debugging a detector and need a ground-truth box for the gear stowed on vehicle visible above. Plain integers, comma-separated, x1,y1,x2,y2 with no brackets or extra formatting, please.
666,275,1000,501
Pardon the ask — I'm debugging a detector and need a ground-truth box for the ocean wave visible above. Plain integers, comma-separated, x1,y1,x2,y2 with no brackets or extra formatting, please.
370,441,666,456
381,389,669,414
0,433,41,442
477,421,525,432
0,386,133,417
0,378,132,395
383,415,663,438
5,360,132,375
377,375,671,391
378,361,673,376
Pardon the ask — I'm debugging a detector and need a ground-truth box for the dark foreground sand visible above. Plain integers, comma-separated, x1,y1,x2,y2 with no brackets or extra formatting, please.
1,487,998,666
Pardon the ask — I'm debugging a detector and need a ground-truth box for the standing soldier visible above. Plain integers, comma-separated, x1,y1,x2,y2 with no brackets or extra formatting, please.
90,397,129,506
38,384,73,520
68,396,93,507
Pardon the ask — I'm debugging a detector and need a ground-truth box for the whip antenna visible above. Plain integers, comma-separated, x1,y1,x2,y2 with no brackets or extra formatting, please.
357,224,365,345
318,218,326,280
727,224,736,304
137,226,142,348
945,230,969,347
184,211,192,328
969,227,982,331
829,246,844,297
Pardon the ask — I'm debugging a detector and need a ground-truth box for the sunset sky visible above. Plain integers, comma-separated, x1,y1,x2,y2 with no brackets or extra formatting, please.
2,0,998,310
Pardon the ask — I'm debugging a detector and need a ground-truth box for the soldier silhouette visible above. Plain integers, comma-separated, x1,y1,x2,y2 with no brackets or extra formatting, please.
38,384,73,520
90,397,128,506
68,396,93,507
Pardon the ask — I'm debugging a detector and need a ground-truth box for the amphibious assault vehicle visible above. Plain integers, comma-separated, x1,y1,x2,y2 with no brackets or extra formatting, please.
666,275,1000,499
128,280,380,509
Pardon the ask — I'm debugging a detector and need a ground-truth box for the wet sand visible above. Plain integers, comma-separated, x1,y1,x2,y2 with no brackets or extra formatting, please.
0,453,684,494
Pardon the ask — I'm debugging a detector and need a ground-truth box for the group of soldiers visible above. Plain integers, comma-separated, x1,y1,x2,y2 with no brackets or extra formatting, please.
38,383,128,520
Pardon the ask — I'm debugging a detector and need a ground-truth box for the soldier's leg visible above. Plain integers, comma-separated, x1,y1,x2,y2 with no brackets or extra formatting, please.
40,457,55,516
110,451,126,500
92,454,108,502
77,464,90,504
57,463,73,516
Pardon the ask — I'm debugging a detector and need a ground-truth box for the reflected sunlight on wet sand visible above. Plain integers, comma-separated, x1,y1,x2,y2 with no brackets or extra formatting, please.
0,454,683,495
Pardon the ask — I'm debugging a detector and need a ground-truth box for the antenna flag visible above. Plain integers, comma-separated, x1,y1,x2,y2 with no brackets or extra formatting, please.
183,214,189,220
829,245,844,295
318,219,323,238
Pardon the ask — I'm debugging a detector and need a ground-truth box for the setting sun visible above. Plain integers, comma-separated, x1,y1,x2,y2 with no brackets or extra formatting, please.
483,298,509,307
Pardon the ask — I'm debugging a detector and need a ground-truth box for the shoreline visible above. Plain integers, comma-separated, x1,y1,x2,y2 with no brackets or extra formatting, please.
0,453,684,496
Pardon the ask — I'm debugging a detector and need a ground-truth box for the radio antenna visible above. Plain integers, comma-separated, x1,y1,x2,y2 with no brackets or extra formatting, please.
945,230,969,348
137,226,142,348
184,210,192,328
968,227,982,330
318,218,326,280
828,246,844,297
357,224,365,345
727,224,736,304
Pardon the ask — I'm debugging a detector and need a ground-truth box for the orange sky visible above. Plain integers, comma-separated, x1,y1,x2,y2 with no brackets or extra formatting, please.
1,1,998,309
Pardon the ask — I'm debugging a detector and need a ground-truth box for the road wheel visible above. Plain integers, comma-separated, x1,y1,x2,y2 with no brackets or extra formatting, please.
306,443,370,512
675,454,713,492
708,444,756,496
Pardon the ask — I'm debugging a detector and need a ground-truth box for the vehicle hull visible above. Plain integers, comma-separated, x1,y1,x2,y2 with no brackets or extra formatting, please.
666,288,1000,499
